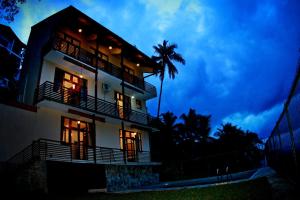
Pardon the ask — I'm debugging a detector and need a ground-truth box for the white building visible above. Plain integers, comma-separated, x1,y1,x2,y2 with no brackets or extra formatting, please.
0,6,159,193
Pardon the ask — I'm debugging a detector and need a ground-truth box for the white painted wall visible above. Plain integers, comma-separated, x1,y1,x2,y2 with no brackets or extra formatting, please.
39,59,147,110
0,103,151,161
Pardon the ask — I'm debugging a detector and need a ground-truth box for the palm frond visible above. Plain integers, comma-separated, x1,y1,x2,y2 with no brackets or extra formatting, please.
166,60,178,79
169,52,185,65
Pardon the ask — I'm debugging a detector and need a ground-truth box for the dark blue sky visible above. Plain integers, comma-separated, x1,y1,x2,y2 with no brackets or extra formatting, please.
1,0,299,139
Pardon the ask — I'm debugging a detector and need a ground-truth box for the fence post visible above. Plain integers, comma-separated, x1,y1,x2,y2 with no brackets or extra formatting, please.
285,105,298,177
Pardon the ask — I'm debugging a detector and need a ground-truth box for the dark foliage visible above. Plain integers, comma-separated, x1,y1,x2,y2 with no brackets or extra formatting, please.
151,110,264,181
0,0,26,22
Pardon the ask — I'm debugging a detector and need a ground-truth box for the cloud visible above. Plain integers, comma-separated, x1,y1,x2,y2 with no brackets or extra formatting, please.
220,103,283,138
141,0,182,15
139,0,182,32
16,3,58,43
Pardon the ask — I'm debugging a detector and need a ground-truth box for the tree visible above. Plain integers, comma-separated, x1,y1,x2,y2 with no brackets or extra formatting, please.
160,111,178,160
215,123,263,170
149,111,179,162
176,109,211,159
179,108,211,143
0,0,41,23
152,40,185,117
0,0,26,22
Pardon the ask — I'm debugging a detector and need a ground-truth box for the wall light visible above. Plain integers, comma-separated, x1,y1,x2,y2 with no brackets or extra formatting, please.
108,46,113,50
77,121,81,125
131,96,135,99
136,63,140,67
78,28,82,33
79,75,83,78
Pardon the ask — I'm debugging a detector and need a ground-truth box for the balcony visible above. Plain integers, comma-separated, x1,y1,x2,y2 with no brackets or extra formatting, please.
7,138,153,165
50,37,156,97
36,81,156,126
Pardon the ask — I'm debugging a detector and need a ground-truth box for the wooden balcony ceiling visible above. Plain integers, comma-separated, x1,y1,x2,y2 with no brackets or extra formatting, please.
60,6,159,73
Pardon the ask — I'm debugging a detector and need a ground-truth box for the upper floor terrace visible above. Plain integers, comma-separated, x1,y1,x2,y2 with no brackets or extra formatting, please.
43,34,157,99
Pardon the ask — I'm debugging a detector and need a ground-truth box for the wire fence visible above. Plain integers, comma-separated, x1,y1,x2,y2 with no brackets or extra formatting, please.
265,66,300,184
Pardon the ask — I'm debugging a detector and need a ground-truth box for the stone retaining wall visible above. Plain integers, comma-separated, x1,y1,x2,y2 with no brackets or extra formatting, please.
105,164,159,192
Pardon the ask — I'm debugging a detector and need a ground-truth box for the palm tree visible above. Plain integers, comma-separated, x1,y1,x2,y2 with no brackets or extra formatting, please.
179,109,211,143
152,40,185,118
160,112,178,161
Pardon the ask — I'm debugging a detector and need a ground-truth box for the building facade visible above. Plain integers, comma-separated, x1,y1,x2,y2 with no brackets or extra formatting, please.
0,6,159,193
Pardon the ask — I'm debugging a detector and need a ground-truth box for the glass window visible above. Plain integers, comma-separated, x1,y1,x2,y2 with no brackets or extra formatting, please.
125,67,134,75
119,130,142,152
64,73,71,80
61,117,94,146
136,100,142,110
73,76,78,83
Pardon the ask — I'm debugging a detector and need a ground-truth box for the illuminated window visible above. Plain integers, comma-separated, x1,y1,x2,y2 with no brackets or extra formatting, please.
64,73,71,80
119,130,142,152
125,66,134,75
73,76,78,83
61,117,94,146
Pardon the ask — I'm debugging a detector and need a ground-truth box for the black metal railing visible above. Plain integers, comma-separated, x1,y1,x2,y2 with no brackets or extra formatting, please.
265,67,300,184
52,36,157,96
7,138,152,165
36,81,156,126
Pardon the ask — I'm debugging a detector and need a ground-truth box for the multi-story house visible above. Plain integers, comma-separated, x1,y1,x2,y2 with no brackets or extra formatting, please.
0,6,159,193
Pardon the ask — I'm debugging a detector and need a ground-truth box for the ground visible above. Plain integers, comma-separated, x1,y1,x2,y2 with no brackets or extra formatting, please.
7,167,299,200
20,177,272,200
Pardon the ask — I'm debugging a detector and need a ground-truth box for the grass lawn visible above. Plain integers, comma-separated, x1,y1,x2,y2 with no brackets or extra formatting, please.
28,177,272,200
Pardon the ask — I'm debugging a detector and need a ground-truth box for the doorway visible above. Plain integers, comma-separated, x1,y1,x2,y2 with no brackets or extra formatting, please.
119,130,140,162
115,92,131,119
61,117,93,160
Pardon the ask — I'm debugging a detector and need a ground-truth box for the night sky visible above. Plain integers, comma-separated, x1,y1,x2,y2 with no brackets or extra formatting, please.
1,0,299,139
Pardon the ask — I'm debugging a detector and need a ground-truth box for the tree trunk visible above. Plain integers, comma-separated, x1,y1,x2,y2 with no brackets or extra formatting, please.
157,78,164,118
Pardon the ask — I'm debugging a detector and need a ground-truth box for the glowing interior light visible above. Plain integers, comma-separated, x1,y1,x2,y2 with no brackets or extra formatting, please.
77,121,81,125
78,28,82,33
136,63,140,67
131,96,135,99
79,75,83,78
108,46,112,50
72,84,75,89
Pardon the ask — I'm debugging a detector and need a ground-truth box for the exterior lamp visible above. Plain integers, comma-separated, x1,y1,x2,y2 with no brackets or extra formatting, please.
79,75,83,78
136,63,140,67
78,28,82,33
131,96,135,99
77,121,81,125
108,46,112,50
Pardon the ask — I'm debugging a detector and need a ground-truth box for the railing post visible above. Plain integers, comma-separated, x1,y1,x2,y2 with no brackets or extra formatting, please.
92,115,97,164
70,144,73,163
61,84,64,102
44,140,48,160
31,140,35,161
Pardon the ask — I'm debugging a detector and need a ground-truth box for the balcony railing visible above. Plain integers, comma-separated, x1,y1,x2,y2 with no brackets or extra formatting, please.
36,81,155,126
51,36,156,97
7,138,152,165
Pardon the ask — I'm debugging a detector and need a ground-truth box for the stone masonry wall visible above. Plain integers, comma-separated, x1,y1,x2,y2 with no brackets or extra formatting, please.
105,164,159,192
14,160,48,193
